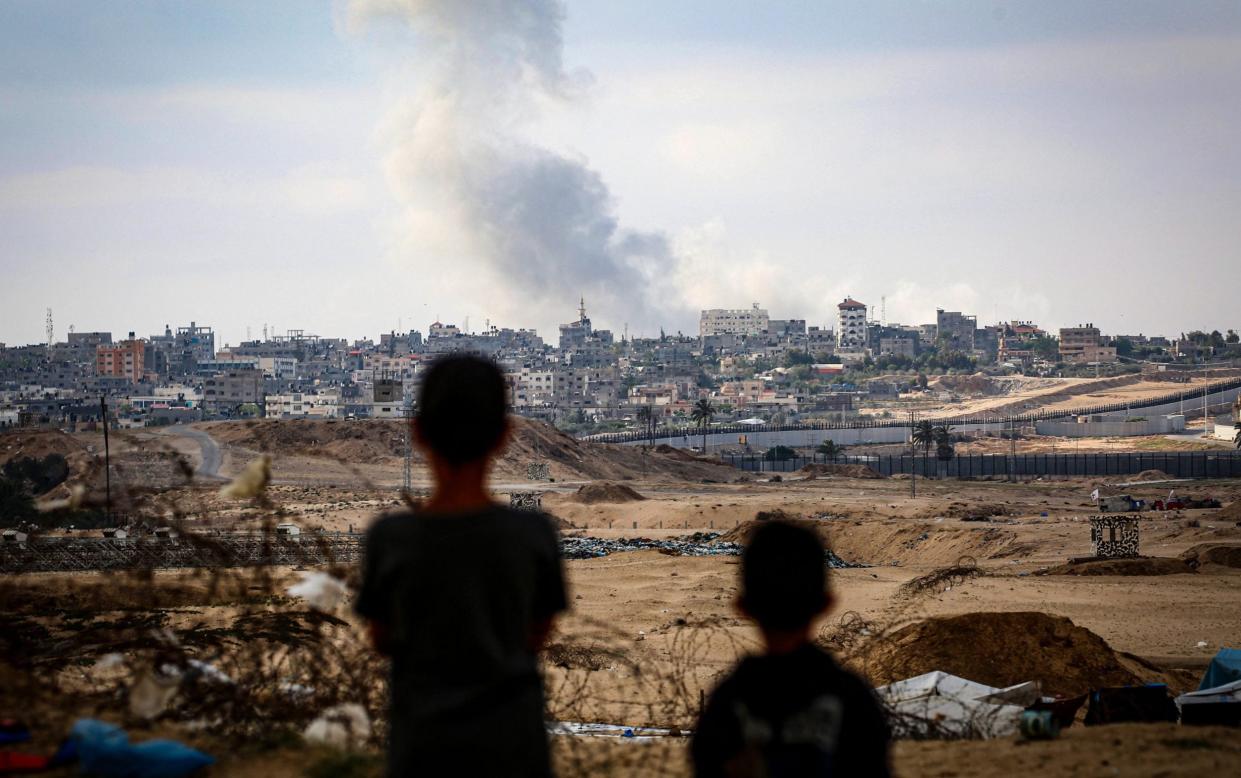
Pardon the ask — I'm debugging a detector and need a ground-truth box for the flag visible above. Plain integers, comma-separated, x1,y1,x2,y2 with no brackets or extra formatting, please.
1090,488,1099,501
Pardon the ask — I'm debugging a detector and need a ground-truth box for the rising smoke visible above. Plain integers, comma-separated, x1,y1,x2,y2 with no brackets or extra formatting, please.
350,0,686,333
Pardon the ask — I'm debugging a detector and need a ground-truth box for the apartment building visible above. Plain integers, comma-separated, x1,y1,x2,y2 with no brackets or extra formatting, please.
95,337,145,383
836,298,868,351
1059,324,1117,364
700,304,770,337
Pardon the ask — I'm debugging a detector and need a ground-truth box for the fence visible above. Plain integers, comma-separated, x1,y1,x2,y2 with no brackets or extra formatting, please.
724,451,1241,479
592,376,1241,445
0,533,363,574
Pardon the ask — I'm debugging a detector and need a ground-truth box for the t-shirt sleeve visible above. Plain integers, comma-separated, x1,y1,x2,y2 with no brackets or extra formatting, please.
532,515,568,621
354,518,390,622
691,678,740,778
840,677,892,777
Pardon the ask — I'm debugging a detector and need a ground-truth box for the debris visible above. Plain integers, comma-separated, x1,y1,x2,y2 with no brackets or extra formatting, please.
128,666,181,720
70,718,213,777
875,671,1040,739
285,571,350,612
92,653,125,673
559,534,854,567
303,704,371,749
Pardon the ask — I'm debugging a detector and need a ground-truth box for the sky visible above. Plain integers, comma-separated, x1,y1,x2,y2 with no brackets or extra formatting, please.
2,0,1240,348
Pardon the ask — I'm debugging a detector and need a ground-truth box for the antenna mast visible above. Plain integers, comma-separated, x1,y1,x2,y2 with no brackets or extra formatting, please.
45,308,53,350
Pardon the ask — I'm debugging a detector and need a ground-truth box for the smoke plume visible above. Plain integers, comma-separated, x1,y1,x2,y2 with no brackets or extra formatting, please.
350,0,684,333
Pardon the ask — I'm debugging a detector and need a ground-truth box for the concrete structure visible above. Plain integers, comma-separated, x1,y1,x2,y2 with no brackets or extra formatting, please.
95,337,145,383
1060,324,1117,364
265,391,340,418
203,368,264,416
935,309,977,351
700,304,770,338
1035,414,1185,437
836,298,868,351
1090,516,1140,558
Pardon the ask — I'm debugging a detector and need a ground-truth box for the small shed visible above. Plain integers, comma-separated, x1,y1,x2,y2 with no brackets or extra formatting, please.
102,528,128,539
509,492,543,512
1090,515,1140,559
2,529,29,543
276,523,301,537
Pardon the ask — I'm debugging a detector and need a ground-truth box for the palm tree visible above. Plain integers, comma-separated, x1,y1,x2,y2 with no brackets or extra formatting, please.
691,398,716,454
912,420,936,455
636,405,654,447
817,439,842,462
1234,422,1240,450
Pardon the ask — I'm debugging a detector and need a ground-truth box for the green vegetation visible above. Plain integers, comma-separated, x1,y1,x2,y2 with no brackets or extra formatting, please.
691,398,716,452
764,445,797,461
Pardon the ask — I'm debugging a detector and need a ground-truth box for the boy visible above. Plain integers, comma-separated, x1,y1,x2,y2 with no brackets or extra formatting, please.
356,354,567,777
692,521,890,777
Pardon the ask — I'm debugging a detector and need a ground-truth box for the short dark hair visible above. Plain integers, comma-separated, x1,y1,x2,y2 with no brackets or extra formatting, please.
416,354,509,465
741,521,829,631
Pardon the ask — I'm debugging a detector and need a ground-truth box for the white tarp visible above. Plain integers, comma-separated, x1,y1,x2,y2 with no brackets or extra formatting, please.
547,721,677,741
737,418,768,426
1175,678,1241,708
875,671,1040,739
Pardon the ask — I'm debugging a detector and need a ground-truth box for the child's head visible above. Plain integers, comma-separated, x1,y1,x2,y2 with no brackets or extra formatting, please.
415,354,509,467
739,521,831,634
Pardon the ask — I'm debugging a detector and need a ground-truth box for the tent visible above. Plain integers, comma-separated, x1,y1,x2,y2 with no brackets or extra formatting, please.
875,671,1040,739
1176,679,1241,727
1199,648,1241,691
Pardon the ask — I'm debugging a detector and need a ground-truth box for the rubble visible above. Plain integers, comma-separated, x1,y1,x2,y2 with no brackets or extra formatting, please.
560,532,854,567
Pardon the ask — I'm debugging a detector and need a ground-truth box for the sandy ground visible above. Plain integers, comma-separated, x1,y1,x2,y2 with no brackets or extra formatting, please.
5,421,1241,777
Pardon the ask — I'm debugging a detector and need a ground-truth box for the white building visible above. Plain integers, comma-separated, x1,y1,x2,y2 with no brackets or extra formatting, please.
265,391,341,418
700,304,770,338
836,298,868,351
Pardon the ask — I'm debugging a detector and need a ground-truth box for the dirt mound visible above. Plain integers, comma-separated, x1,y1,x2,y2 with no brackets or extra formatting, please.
207,419,405,464
1212,501,1241,523
1181,543,1241,569
571,482,646,504
1043,557,1195,576
0,429,88,467
797,463,886,479
934,374,997,395
206,417,740,483
1133,470,1174,481
718,512,826,544
849,612,1141,696
937,502,1014,520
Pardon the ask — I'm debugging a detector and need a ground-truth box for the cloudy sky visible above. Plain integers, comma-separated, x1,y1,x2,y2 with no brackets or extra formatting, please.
2,1,1239,348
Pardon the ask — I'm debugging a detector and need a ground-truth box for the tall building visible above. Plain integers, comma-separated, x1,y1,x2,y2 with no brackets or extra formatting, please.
935,309,977,351
1059,324,1117,364
95,336,145,383
699,303,770,337
836,298,868,351
559,298,594,349
176,322,215,368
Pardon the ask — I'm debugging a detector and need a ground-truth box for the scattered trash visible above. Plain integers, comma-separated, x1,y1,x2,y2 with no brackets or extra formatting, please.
286,571,350,612
129,666,182,720
93,653,125,673
302,704,371,749
0,720,30,746
71,718,213,778
548,721,678,741
1018,709,1060,740
560,534,854,567
186,659,232,686
1197,641,1209,649
876,671,1040,739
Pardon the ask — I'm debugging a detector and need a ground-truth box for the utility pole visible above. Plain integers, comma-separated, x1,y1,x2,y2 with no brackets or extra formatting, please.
909,408,916,497
402,390,413,493
100,396,112,522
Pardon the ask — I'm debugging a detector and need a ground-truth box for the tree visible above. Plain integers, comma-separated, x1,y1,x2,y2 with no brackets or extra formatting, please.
1235,422,1240,450
912,420,936,455
1227,330,1239,344
783,349,813,367
817,440,842,461
691,398,716,453
933,423,956,461
764,445,796,461
636,405,655,447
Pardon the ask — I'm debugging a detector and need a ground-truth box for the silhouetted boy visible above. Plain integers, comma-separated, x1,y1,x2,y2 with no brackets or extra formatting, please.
692,521,890,777
357,355,566,777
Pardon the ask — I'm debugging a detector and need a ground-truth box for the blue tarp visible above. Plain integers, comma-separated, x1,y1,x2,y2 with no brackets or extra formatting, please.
1199,648,1241,691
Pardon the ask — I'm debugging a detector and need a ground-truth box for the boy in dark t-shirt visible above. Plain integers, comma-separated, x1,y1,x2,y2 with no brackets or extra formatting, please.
692,521,889,777
356,355,567,777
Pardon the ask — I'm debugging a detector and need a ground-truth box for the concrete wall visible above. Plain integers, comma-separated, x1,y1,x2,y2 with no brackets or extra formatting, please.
628,383,1241,450
1035,415,1184,437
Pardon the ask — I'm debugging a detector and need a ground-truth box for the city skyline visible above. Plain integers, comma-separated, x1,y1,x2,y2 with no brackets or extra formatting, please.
3,1,1241,346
